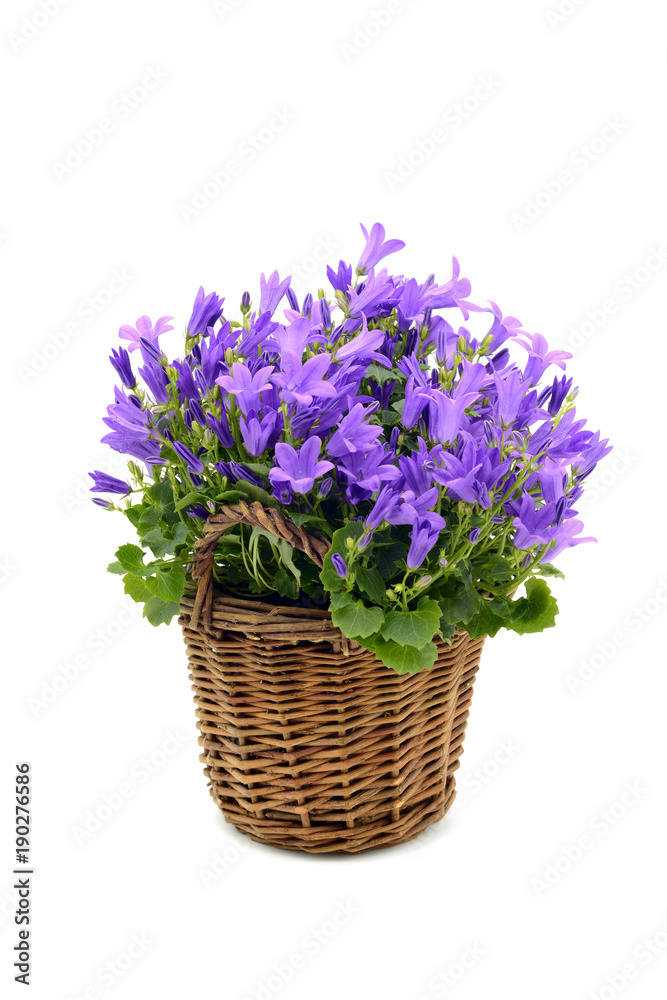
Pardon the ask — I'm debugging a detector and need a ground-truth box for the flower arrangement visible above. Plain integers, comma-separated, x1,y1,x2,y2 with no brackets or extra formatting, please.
91,224,610,674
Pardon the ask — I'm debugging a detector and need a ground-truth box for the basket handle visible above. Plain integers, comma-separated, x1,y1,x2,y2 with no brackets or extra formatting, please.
189,500,332,628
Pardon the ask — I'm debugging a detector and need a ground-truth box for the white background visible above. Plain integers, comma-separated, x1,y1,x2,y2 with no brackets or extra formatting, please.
2,1,666,998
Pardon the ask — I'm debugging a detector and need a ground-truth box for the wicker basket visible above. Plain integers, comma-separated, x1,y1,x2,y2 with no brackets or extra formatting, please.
179,501,487,853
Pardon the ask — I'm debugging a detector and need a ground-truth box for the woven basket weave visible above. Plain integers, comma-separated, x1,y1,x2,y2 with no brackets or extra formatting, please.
179,501,487,854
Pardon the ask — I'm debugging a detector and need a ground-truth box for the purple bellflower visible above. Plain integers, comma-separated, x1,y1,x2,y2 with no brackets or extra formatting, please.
269,438,334,495
119,315,174,352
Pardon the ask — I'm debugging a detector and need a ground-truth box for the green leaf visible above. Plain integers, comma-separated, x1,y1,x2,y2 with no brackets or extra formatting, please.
114,543,148,575
172,522,189,546
145,565,186,603
233,479,279,508
364,634,438,675
273,568,298,600
123,573,153,603
367,363,401,385
320,521,366,592
476,555,514,583
141,521,189,557
137,507,162,532
464,598,508,639
438,580,480,626
330,591,384,639
374,539,407,580
148,481,174,510
537,562,565,580
377,411,400,426
380,597,441,648
124,504,146,529
437,621,456,645
174,491,209,512
354,564,387,605
142,528,174,558
215,490,245,505
287,513,330,532
143,596,180,626
506,578,559,635
242,461,270,475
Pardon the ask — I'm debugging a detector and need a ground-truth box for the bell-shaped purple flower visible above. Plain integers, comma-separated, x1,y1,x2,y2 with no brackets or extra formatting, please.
188,287,224,336
119,315,173,352
332,554,348,579
407,517,441,570
89,471,131,494
172,441,204,474
216,362,275,415
269,437,334,495
239,410,281,457
328,404,384,458
357,223,405,275
109,347,136,389
259,270,291,316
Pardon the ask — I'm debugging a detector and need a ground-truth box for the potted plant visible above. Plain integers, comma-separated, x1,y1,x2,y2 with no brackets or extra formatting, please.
91,223,610,853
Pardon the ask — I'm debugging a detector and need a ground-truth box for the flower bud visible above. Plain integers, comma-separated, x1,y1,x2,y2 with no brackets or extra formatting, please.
318,477,333,499
320,298,332,329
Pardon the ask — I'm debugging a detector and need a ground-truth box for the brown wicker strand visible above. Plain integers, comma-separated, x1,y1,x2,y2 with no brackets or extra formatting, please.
190,501,331,628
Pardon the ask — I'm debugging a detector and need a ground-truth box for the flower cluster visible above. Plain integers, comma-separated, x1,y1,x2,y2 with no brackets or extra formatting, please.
92,224,610,672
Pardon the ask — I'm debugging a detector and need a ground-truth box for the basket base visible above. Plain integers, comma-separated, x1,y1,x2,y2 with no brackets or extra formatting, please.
208,771,460,854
